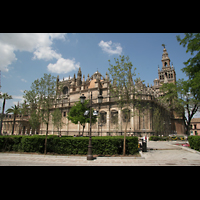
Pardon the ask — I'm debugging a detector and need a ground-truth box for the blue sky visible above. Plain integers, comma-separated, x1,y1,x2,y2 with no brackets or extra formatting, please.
0,33,199,117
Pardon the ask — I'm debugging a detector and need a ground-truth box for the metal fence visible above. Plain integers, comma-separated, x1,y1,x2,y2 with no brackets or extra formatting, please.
38,130,155,137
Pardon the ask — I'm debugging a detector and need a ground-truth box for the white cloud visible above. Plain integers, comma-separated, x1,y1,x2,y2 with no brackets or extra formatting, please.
12,95,25,105
0,33,67,72
0,42,17,72
21,78,27,83
98,40,122,55
47,58,80,74
32,46,61,61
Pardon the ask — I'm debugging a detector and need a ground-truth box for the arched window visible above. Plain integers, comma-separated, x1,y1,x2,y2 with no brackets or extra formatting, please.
164,62,167,66
63,87,68,95
100,111,107,124
111,110,118,124
122,109,130,122
140,113,146,130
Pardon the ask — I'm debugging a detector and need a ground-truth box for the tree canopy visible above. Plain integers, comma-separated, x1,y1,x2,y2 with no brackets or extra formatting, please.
67,100,97,135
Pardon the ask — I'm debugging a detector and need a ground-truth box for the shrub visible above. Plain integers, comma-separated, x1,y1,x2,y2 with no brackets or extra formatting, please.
21,135,45,153
149,136,167,141
149,135,185,141
188,136,200,151
0,135,23,152
0,135,138,155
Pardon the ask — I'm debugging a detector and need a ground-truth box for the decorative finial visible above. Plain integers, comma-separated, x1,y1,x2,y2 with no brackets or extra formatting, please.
162,44,166,48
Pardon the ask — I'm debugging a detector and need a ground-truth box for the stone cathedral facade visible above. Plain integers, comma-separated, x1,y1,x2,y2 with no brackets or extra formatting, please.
2,47,185,136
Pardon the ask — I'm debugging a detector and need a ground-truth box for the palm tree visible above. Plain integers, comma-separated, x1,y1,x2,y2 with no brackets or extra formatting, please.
0,93,12,135
6,105,20,135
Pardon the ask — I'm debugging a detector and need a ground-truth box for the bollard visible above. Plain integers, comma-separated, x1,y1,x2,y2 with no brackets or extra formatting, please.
142,141,147,152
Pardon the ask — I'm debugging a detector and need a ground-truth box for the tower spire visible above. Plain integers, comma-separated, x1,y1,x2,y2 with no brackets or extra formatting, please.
161,45,170,67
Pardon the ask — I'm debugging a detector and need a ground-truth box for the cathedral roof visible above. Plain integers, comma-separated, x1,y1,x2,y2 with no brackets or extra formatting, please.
88,79,103,89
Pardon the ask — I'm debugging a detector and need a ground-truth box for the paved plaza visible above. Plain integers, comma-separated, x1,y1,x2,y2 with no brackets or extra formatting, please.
0,141,200,166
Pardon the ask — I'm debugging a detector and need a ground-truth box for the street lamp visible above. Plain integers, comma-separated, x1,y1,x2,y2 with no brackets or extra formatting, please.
80,94,86,104
97,94,103,104
80,93,103,160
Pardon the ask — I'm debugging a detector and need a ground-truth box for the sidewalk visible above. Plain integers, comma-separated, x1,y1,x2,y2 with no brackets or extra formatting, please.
147,141,182,150
0,141,200,166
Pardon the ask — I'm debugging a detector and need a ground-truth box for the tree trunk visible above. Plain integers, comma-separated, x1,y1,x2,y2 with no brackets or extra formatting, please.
44,123,48,154
0,99,6,135
186,120,191,135
123,118,129,156
82,125,85,136
12,115,16,135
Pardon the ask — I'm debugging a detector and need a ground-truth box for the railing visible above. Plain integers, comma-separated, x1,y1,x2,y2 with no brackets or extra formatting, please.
38,130,155,137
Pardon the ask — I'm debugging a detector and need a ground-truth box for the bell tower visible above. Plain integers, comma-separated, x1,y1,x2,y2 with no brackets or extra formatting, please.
158,45,176,85
161,44,170,68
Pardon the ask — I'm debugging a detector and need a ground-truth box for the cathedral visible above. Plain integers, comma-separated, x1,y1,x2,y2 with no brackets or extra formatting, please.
1,47,185,136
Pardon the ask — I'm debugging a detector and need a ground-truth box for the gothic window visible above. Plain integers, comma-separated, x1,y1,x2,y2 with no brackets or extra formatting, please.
165,62,167,66
122,109,130,122
169,74,171,78
171,74,173,78
111,110,118,124
100,111,107,124
140,113,145,130
143,115,145,129
63,87,68,95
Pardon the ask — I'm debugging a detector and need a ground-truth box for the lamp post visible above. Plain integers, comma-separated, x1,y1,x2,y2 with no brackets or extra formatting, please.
97,94,103,136
80,93,103,160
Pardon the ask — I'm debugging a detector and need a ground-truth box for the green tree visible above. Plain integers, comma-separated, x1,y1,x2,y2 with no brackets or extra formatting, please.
176,33,200,134
108,55,143,156
29,110,41,134
6,105,20,135
67,100,97,136
0,93,12,135
159,80,199,135
24,88,41,135
23,73,56,154
177,79,199,135
51,108,64,136
176,33,200,101
159,83,178,109
152,105,165,136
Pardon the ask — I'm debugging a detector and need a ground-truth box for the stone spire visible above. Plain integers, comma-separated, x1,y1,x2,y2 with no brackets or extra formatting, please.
77,67,82,86
161,45,170,68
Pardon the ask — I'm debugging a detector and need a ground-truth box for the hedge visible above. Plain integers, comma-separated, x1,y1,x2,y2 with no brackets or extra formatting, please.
0,135,138,155
149,136,185,141
188,136,200,151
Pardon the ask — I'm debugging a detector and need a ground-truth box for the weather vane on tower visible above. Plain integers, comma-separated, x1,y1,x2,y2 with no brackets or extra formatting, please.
162,44,166,48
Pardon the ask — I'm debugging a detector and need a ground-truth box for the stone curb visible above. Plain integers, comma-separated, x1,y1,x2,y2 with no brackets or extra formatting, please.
0,152,145,160
169,144,200,155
